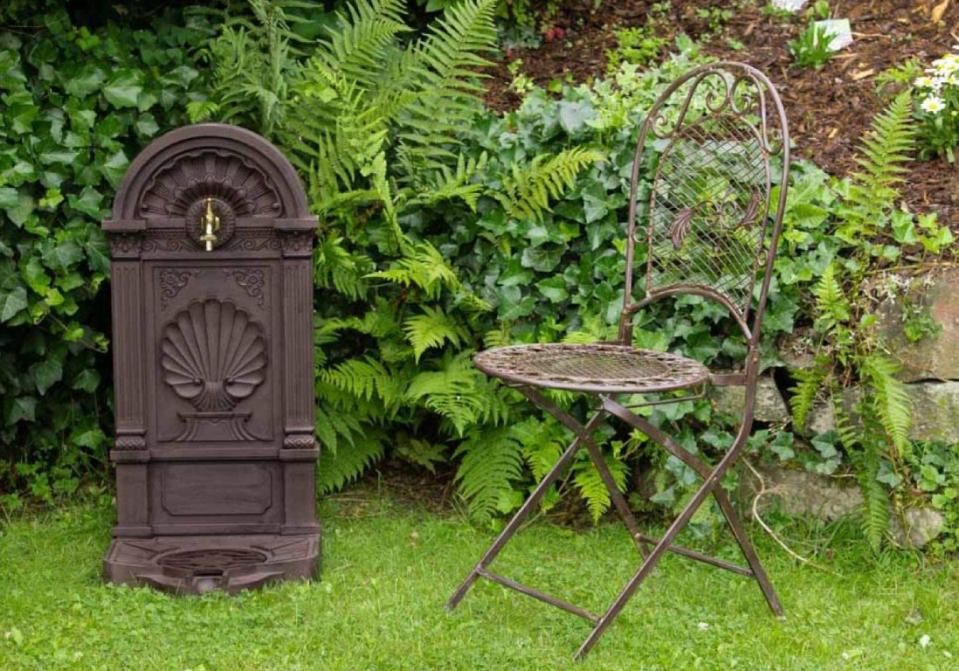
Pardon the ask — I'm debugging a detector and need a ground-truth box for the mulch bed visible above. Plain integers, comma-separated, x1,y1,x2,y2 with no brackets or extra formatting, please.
485,0,958,228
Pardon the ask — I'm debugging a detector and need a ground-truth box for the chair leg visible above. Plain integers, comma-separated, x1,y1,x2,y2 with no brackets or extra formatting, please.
521,387,647,557
446,402,608,612
712,491,783,616
602,397,782,616
575,435,746,660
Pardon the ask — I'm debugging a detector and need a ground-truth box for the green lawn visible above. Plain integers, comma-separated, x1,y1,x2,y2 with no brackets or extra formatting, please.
1,492,956,670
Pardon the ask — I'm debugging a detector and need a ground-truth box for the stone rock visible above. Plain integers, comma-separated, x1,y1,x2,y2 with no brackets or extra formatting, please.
743,465,863,521
712,375,789,423
874,268,959,382
777,329,817,370
802,382,959,443
891,508,946,549
903,382,959,443
803,400,836,436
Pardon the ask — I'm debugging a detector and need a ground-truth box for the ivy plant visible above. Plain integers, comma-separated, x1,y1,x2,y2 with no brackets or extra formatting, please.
0,7,210,507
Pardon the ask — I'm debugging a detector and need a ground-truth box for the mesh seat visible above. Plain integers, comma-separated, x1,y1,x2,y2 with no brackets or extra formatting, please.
474,343,709,394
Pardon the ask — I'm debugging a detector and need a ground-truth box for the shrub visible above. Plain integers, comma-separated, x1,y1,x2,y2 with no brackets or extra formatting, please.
0,7,210,508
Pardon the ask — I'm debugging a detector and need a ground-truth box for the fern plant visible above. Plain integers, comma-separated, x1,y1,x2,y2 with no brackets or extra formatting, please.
788,91,950,551
200,0,601,512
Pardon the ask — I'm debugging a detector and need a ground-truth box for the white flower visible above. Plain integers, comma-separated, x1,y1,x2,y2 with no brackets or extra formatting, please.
914,76,937,88
932,54,959,75
921,96,946,114
697,622,710,630
920,634,932,649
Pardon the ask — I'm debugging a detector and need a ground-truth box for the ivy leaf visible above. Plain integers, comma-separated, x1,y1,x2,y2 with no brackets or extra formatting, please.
0,186,18,209
5,396,37,425
67,186,104,218
43,240,83,271
135,113,159,137
0,284,28,322
21,256,49,294
103,69,144,108
582,182,609,224
64,64,105,97
4,191,35,226
535,276,568,303
72,369,101,392
71,426,106,449
30,359,62,395
557,100,595,135
101,150,130,187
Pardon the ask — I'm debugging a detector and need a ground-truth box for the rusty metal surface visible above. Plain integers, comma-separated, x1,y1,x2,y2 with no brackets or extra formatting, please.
101,124,321,594
474,343,709,393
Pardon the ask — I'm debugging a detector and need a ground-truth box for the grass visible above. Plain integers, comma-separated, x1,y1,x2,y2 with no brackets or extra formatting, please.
1,490,957,670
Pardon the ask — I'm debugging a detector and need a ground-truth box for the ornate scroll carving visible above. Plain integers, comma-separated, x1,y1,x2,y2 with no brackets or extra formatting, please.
141,228,282,254
225,269,266,306
279,231,314,258
110,234,143,258
158,269,194,308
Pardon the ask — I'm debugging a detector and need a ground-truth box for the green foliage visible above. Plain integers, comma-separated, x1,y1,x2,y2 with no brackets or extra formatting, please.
494,148,606,223
202,0,603,510
911,49,959,162
785,91,954,551
0,7,209,504
788,21,833,69
909,441,959,553
605,3,671,75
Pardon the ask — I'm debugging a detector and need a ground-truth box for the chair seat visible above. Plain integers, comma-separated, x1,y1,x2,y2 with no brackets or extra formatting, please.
474,343,710,394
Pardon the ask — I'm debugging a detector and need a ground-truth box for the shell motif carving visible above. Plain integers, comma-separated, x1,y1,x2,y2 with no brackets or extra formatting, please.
139,150,282,218
160,300,267,411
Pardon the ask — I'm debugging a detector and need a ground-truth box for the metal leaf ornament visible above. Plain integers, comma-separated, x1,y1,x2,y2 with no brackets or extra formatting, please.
161,300,267,411
669,207,696,249
738,192,761,229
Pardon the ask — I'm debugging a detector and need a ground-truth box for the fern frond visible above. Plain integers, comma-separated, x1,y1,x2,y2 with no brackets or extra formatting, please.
313,0,408,87
509,416,566,481
366,242,459,298
483,324,512,349
395,438,447,473
314,235,373,299
454,426,524,521
320,356,405,411
838,90,915,238
811,263,850,334
495,148,604,223
860,353,912,461
404,153,488,211
832,389,859,454
398,0,498,168
405,353,510,435
849,408,890,552
316,408,386,493
789,356,828,429
403,306,467,361
573,447,629,523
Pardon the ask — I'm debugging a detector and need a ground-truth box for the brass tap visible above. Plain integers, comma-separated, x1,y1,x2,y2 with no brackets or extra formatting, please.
199,197,220,252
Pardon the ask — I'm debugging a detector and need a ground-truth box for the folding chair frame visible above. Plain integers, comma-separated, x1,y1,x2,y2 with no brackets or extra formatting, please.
447,61,790,659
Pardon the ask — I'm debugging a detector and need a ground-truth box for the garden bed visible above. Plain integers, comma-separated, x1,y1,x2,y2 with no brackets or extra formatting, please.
485,0,958,226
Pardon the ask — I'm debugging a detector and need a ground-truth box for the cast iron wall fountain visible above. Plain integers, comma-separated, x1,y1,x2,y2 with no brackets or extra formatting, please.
101,124,320,594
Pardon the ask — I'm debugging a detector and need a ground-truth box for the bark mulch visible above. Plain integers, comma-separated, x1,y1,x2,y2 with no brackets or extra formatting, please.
484,0,959,228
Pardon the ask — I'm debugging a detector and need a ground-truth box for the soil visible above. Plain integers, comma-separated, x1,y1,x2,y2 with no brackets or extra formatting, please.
485,0,959,228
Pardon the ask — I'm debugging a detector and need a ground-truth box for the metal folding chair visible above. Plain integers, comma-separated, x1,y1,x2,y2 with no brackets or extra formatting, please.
446,62,790,659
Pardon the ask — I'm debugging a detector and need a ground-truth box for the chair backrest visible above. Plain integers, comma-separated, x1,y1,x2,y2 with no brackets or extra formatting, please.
621,62,789,350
